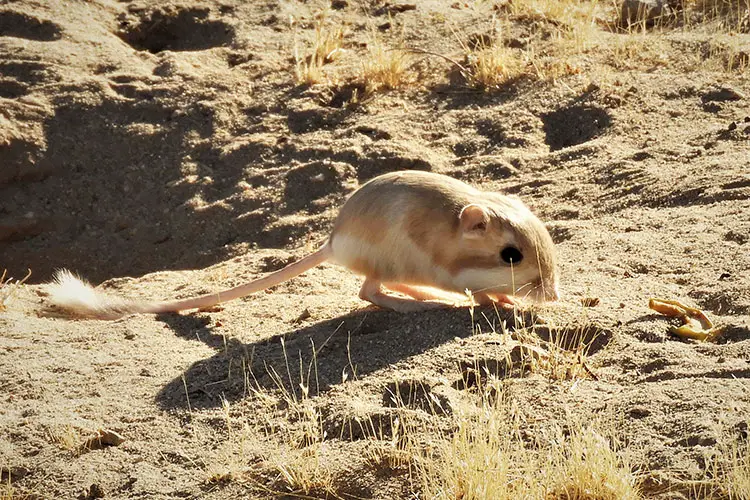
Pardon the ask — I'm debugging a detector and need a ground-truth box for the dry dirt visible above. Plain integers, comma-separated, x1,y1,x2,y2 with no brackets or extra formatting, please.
1,0,750,498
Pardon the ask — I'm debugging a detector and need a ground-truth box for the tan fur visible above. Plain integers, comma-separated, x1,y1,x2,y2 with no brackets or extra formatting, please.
47,170,559,318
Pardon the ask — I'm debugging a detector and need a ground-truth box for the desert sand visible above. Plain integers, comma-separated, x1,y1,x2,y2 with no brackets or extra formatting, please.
1,0,749,498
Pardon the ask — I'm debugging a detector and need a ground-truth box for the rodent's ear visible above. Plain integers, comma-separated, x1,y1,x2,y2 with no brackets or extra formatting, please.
459,204,489,237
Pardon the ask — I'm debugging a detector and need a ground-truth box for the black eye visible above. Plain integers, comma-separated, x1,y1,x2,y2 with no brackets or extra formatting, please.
500,246,523,264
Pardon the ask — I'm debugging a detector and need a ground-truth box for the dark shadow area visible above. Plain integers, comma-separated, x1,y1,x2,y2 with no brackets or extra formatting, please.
328,82,367,109
474,118,531,149
156,307,488,411
275,141,434,184
545,223,575,244
0,11,61,41
0,79,27,98
429,83,519,110
284,83,364,133
0,96,269,283
0,136,47,187
721,324,750,343
155,304,613,411
0,60,59,86
282,161,353,214
649,183,750,208
542,103,612,151
535,322,610,353
117,6,235,53
640,367,750,383
286,107,352,134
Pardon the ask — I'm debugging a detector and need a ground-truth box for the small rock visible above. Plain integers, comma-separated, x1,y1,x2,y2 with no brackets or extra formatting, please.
585,82,601,93
388,3,417,13
483,158,517,178
724,230,748,245
81,429,126,451
628,406,651,418
581,297,601,307
331,0,348,9
631,150,652,161
728,121,738,131
702,102,722,113
354,125,392,140
79,483,105,500
376,2,417,15
701,86,745,103
292,308,312,324
736,421,749,440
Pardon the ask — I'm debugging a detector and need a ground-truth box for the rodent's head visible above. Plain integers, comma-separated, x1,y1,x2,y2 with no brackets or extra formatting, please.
451,194,559,303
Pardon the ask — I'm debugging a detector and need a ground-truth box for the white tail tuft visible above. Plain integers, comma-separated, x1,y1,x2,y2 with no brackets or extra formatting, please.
46,269,140,319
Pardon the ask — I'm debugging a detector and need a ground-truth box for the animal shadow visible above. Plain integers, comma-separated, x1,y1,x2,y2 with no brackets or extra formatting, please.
155,306,504,410
154,302,609,411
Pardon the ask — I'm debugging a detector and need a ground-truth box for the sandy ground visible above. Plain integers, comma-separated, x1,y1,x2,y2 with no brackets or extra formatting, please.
1,0,749,498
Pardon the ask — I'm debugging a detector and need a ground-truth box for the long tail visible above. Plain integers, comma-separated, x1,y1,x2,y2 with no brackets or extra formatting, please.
46,244,333,320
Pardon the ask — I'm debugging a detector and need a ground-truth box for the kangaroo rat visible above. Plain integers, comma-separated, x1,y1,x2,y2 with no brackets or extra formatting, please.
47,170,559,319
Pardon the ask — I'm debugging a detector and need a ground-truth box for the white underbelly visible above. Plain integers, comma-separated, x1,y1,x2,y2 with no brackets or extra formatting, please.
329,234,454,288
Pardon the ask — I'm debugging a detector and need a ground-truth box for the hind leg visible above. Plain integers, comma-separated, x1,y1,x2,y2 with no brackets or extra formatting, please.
359,279,452,312
383,283,463,302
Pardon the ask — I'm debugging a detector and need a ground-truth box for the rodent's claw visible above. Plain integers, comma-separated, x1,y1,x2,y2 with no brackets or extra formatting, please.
473,292,517,307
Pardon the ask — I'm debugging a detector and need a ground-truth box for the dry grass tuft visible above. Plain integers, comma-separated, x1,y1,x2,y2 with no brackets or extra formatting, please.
0,269,31,312
417,389,640,499
264,378,337,495
0,477,13,500
689,0,750,30
204,398,253,484
600,0,749,73
706,35,750,71
714,436,750,499
46,425,81,453
506,0,605,47
448,12,588,90
547,426,641,499
727,442,750,499
360,38,414,94
227,339,341,496
468,301,601,383
268,444,337,497
364,439,414,471
466,42,527,89
205,308,636,499
417,398,540,499
294,16,347,85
